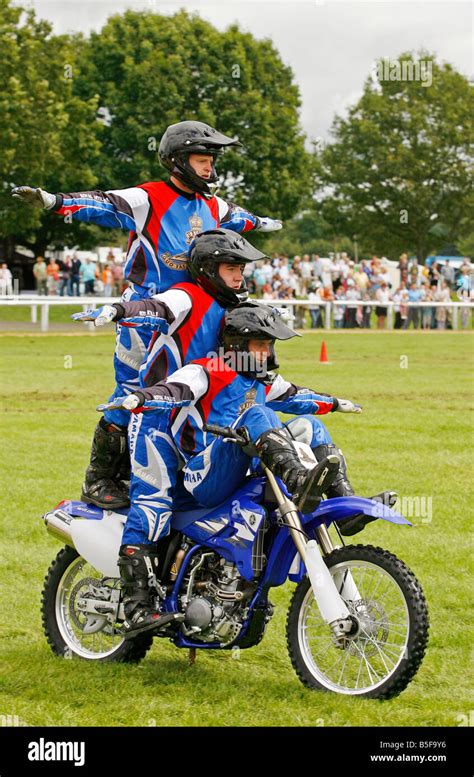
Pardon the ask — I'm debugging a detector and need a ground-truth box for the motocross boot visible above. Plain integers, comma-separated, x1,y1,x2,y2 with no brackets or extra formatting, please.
336,491,398,536
115,451,131,500
313,444,397,536
81,419,130,509
255,428,340,513
118,544,181,638
313,444,355,498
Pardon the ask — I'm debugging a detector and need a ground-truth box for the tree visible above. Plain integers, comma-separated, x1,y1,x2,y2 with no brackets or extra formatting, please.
75,10,312,221
1,6,312,260
257,207,355,258
316,52,474,261
458,233,474,260
0,0,102,257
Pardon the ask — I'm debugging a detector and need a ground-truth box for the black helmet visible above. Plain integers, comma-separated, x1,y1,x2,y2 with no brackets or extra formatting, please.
188,229,267,308
159,121,241,198
222,301,300,370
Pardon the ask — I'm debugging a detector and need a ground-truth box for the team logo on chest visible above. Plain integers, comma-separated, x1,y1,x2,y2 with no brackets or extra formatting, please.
161,214,204,271
185,213,204,244
238,387,257,415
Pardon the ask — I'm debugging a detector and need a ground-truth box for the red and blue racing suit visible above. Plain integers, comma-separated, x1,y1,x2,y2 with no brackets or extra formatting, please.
126,358,337,542
54,180,260,426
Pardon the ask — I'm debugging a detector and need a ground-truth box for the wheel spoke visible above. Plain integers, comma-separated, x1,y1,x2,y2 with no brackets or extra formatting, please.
325,651,347,674
351,640,381,684
355,565,368,595
56,558,124,659
374,578,398,603
337,647,352,686
358,627,396,672
374,617,407,629
355,651,365,689
365,569,385,601
295,553,418,695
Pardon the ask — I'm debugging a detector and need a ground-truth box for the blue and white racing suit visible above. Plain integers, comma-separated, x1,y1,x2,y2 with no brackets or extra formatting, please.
110,283,227,545
55,180,261,426
128,359,338,538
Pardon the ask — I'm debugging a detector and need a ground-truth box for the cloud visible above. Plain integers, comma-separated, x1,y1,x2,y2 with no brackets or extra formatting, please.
29,0,473,141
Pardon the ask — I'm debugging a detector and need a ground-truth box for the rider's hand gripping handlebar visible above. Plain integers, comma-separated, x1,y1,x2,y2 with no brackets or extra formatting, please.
202,423,250,445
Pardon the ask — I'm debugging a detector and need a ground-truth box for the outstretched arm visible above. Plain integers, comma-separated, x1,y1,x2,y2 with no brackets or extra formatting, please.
72,287,193,331
97,363,209,413
217,197,282,234
12,185,150,231
264,374,362,415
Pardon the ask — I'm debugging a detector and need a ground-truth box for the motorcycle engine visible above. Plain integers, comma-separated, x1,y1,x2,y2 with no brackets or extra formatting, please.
180,552,255,644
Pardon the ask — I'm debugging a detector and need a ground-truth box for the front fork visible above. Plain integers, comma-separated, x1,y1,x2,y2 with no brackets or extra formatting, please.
264,467,357,643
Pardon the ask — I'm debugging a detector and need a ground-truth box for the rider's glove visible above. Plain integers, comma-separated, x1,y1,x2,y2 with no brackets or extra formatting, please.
71,305,117,326
334,398,362,414
97,394,142,412
97,394,192,413
11,186,57,210
255,216,283,232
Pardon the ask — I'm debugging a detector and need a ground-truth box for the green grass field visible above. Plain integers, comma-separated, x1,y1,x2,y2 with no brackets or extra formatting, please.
0,329,472,727
0,304,81,324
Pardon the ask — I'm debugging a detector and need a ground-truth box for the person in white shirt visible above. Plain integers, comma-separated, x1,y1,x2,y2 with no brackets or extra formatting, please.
261,259,274,285
308,283,323,328
287,271,301,296
300,254,313,294
340,255,352,280
278,257,290,281
345,279,360,328
311,254,324,283
0,263,13,295
434,281,451,328
320,258,332,289
392,285,405,329
333,287,346,328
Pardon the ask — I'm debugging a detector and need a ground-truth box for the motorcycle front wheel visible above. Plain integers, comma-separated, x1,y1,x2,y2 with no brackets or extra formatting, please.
42,546,153,663
286,544,429,699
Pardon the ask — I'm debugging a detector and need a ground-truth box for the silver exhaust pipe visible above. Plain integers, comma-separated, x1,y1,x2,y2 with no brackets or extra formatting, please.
42,509,76,548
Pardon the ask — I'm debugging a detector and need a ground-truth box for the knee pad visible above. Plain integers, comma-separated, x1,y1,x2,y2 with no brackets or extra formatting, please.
285,416,332,447
238,405,282,445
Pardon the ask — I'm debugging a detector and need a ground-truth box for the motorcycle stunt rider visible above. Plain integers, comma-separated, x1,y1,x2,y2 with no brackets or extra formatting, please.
12,120,282,510
79,231,268,637
99,303,364,636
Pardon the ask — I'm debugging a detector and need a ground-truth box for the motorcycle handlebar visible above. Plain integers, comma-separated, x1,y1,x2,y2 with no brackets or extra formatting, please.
203,423,248,445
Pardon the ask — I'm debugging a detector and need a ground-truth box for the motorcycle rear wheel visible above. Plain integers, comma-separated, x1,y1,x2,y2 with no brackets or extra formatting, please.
286,544,429,699
42,546,153,663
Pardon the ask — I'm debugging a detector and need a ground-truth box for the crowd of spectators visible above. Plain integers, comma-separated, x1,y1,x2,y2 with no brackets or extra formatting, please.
245,252,472,330
0,248,471,330
27,251,125,297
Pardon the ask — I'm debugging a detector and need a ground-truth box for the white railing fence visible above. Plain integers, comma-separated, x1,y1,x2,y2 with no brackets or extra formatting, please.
0,295,472,332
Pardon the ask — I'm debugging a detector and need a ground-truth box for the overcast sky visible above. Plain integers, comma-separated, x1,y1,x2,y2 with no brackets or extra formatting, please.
24,0,473,143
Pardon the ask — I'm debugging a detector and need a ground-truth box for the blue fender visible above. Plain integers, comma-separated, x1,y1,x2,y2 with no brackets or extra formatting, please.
309,496,411,529
261,496,411,588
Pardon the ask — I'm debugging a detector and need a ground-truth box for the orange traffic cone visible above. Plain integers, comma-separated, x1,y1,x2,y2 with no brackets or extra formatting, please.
319,340,331,365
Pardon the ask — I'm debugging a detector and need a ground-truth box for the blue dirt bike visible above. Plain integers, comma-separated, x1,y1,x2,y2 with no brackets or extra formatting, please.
41,424,429,698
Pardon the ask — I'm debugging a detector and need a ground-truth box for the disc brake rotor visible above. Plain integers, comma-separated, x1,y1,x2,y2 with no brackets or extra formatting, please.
347,598,390,656
69,576,112,633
